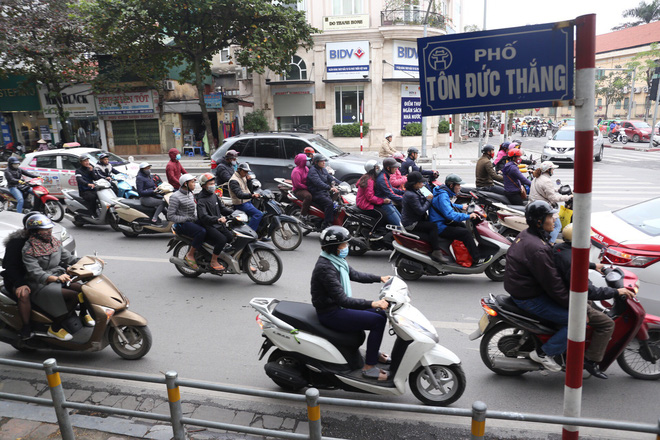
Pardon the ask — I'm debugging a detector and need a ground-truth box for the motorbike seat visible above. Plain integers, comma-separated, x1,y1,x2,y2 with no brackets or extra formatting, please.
476,191,510,205
68,191,87,205
122,198,156,215
495,295,561,328
504,204,526,212
273,301,366,348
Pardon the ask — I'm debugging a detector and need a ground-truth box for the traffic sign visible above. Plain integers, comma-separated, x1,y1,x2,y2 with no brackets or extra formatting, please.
417,22,574,116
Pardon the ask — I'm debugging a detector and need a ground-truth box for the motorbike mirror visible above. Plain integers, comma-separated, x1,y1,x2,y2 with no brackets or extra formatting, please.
556,179,562,185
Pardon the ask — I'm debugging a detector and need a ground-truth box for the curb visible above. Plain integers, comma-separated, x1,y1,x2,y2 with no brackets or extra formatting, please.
603,143,660,152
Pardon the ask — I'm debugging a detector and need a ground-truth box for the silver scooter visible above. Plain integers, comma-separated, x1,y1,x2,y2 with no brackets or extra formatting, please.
62,178,119,229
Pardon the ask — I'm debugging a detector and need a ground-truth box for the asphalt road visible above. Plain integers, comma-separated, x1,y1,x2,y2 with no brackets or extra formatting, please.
1,141,659,435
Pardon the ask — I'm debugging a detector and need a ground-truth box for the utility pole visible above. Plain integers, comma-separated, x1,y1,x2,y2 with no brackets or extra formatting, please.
477,0,487,157
628,68,635,120
420,0,433,158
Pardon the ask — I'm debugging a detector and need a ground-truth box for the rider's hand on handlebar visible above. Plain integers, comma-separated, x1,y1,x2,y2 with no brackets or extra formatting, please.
595,263,605,274
618,287,636,299
381,275,392,283
383,198,392,204
371,299,389,310
58,274,71,283
219,217,227,224
469,213,479,220
462,204,469,210
252,193,261,198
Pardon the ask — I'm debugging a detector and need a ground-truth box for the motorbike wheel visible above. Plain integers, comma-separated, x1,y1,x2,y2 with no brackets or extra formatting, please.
271,220,302,251
409,364,466,406
72,216,86,228
287,207,312,236
484,255,506,282
621,135,628,144
608,134,616,144
0,198,7,212
245,249,283,285
479,323,530,376
616,329,660,380
172,242,202,278
109,325,152,360
44,200,64,223
395,256,423,281
267,349,306,391
107,211,121,232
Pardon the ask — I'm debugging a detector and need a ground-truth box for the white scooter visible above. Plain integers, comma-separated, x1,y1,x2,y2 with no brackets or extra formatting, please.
250,277,466,406
62,179,119,230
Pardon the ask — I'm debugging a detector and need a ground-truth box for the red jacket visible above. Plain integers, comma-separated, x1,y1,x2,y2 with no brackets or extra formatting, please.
165,148,187,189
389,168,406,189
356,178,384,210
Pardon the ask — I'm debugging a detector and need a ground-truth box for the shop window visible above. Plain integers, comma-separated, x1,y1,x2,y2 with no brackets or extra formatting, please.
333,0,362,14
335,86,364,124
284,56,307,81
283,138,311,159
614,100,621,110
60,155,79,170
597,98,602,107
254,138,281,159
35,155,57,169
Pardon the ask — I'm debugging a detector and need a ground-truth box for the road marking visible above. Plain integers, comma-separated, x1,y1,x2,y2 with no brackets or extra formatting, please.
100,255,170,263
430,320,479,335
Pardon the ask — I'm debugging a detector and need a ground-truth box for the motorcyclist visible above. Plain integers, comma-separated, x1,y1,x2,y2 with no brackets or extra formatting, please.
75,154,99,217
307,153,341,229
356,160,400,227
429,174,485,266
214,149,239,187
475,144,505,195
375,157,405,221
379,132,398,157
311,226,391,380
501,149,531,206
168,174,206,270
196,173,234,272
389,152,407,189
136,162,166,224
553,224,636,379
400,147,436,179
4,156,39,213
503,201,570,372
291,153,312,220
304,146,315,166
94,153,121,194
228,163,263,232
529,161,571,244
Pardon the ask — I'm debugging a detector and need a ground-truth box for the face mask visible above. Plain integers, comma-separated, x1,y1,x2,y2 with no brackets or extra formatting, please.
176,154,181,160
207,185,216,192
143,169,151,175
338,247,349,259
10,163,19,169
231,159,237,165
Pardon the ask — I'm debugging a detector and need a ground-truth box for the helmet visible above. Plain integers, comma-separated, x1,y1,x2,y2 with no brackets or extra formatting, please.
525,200,558,230
500,141,511,150
364,159,380,173
407,147,419,155
508,143,518,150
199,172,215,186
445,173,465,186
25,214,54,230
7,157,20,165
562,223,573,242
508,149,523,158
139,162,151,169
225,149,239,159
319,225,351,247
512,139,523,147
385,132,393,139
407,171,424,185
312,153,328,165
179,173,196,187
392,152,405,162
382,157,400,169
237,162,251,172
98,153,109,160
304,147,315,155
22,211,42,228
482,144,495,153
540,161,558,173
79,154,91,162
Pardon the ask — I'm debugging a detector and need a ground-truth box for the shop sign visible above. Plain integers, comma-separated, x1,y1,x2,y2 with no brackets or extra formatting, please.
401,84,422,130
271,86,314,96
0,75,41,112
96,90,158,116
393,40,419,79
326,41,370,80
417,22,574,115
39,125,52,141
0,114,13,144
39,84,97,118
323,14,369,31
204,92,223,109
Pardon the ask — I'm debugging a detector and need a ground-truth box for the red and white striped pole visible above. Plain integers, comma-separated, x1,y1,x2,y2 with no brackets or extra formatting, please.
359,99,364,154
562,14,595,440
500,111,505,144
448,116,453,161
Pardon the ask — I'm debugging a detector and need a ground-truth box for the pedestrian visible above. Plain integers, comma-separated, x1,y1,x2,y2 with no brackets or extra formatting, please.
379,133,397,157
166,148,188,190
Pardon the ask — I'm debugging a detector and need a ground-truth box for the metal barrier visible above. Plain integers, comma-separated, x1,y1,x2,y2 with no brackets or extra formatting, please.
0,357,659,440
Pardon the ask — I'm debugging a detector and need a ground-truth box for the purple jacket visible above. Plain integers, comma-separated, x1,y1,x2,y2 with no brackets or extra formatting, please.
502,161,531,192
291,154,309,191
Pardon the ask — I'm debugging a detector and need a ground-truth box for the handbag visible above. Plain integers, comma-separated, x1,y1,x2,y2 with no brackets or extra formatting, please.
506,174,527,201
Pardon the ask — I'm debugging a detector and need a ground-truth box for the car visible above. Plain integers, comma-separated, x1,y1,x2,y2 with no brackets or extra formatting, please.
541,126,604,164
0,210,76,263
619,120,653,143
19,148,139,198
210,132,371,189
590,197,660,316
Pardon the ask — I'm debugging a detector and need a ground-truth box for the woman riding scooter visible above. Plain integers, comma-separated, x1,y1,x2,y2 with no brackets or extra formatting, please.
529,161,572,244
356,160,397,227
4,157,39,213
501,149,531,206
196,173,234,272
136,162,166,225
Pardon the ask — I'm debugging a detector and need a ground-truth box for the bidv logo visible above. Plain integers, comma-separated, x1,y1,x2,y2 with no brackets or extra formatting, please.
428,46,452,71
397,46,418,59
329,47,366,59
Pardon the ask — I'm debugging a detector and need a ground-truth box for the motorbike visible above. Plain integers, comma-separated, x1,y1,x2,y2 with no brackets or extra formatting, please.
284,181,354,234
62,178,120,229
0,177,64,222
114,173,139,199
112,183,174,237
608,130,628,144
250,276,466,406
390,202,510,282
470,267,660,379
467,127,478,138
0,142,26,161
0,255,152,359
343,205,396,256
167,211,283,285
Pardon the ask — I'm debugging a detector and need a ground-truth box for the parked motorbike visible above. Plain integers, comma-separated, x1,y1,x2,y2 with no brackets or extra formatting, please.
112,183,174,237
0,255,152,359
250,276,466,405
285,181,354,234
167,211,283,285
609,130,628,145
470,267,660,379
62,179,119,229
0,177,64,222
390,202,510,281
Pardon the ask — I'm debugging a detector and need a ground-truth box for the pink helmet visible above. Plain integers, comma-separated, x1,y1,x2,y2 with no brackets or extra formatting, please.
392,152,405,162
508,143,518,150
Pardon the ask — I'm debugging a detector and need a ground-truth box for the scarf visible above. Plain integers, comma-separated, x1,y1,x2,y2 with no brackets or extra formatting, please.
25,233,61,258
320,251,351,298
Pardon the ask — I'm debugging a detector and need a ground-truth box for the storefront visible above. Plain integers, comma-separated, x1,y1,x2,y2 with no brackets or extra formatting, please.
39,84,101,147
0,75,47,150
273,86,314,131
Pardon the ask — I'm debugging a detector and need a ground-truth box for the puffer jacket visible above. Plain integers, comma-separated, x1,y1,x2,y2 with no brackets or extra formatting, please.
75,165,96,193
401,189,431,227
493,150,507,165
4,167,37,187
291,154,309,192
307,165,340,196
94,163,120,180
379,139,397,157
389,168,406,189
374,170,404,202
401,156,434,177
475,154,503,187
167,187,197,223
529,173,571,205
356,178,383,210
553,242,618,301
429,185,469,234
214,159,235,186
136,170,157,197
165,148,187,189
196,188,233,229
502,161,531,192
310,256,381,314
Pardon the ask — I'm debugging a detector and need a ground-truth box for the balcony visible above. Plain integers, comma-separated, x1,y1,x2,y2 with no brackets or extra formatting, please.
380,9,446,31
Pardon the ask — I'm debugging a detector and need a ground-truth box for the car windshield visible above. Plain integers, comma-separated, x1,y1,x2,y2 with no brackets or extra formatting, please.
632,121,651,129
614,197,660,237
553,130,575,141
306,136,347,157
87,150,128,166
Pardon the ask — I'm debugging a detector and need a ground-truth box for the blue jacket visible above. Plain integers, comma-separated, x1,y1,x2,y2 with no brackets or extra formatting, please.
374,171,404,202
136,170,157,197
307,165,340,195
401,156,434,177
401,190,431,227
429,185,469,234
502,161,531,192
75,166,96,193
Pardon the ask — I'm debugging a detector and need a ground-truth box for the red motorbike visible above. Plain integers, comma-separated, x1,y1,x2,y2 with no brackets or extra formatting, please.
471,267,660,380
0,177,64,222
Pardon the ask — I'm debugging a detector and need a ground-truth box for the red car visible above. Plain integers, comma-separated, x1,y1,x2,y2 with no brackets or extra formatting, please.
620,120,653,143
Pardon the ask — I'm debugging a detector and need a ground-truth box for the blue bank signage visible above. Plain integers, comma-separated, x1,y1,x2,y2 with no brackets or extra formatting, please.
417,22,574,116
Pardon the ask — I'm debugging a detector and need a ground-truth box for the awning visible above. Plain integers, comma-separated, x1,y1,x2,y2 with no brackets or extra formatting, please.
164,101,204,113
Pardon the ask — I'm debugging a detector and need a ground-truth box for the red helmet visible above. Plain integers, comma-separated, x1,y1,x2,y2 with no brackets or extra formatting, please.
508,149,523,158
392,152,405,162
304,147,315,155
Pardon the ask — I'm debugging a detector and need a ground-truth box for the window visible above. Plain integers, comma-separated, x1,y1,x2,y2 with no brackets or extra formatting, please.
283,138,311,159
281,0,305,10
335,86,364,124
284,56,307,81
254,138,281,159
615,100,621,109
35,155,57,169
220,48,230,62
227,139,254,157
60,155,79,170
624,97,629,110
597,98,602,107
333,0,362,14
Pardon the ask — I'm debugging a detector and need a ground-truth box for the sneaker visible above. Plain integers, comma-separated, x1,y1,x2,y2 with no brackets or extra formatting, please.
82,313,95,327
48,327,73,341
530,350,562,372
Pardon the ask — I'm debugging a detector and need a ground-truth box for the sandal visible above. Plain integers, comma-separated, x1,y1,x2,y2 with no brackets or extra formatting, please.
184,257,199,270
362,367,389,381
378,353,392,365
210,261,226,271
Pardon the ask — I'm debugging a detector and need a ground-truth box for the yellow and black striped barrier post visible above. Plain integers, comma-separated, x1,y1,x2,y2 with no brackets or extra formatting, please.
165,371,187,440
471,400,487,439
43,358,75,440
306,387,322,440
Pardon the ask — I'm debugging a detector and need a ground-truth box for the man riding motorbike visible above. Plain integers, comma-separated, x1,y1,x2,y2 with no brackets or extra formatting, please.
4,156,39,213
379,132,398,157
475,144,505,195
75,154,99,217
529,161,571,244
400,147,436,179
214,149,239,187
93,153,121,194
228,163,263,232
136,162,166,224
307,153,341,229
196,173,234,272
168,174,206,270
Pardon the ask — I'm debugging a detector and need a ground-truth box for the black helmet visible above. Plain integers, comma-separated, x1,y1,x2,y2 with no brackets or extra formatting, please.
312,153,328,165
525,200,558,232
7,157,20,165
407,147,419,155
482,144,495,153
79,154,91,162
445,173,465,186
406,171,424,185
382,157,400,170
319,226,350,248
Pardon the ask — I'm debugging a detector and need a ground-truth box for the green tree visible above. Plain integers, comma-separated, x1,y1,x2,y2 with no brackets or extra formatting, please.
0,0,98,142
82,0,317,148
244,110,269,133
627,43,660,118
612,0,660,30
595,67,630,117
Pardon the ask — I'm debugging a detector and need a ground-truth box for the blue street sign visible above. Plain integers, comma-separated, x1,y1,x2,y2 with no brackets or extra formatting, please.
417,22,574,116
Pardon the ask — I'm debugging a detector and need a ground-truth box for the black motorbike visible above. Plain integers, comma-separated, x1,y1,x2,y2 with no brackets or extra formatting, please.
166,211,283,285
250,183,303,252
342,205,395,256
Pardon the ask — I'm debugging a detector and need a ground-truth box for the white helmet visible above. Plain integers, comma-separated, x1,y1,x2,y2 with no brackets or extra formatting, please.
540,161,559,173
364,159,380,173
179,173,196,187
385,132,393,139
139,162,151,169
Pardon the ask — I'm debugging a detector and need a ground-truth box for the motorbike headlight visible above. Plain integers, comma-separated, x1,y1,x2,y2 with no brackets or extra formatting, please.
60,227,69,242
84,260,104,276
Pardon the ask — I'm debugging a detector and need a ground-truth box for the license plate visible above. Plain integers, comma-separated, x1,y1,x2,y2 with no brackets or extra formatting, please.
478,314,489,333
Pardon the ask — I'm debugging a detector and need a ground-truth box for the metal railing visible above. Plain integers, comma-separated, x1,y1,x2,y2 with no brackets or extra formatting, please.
380,9,446,30
0,357,659,440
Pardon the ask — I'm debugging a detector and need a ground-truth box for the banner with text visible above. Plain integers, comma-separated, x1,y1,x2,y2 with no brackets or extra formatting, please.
401,84,422,130
96,91,157,116
326,41,370,80
393,40,419,79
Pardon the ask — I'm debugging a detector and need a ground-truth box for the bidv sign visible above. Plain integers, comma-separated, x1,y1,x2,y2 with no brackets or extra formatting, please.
417,22,574,116
326,41,370,80
394,40,419,79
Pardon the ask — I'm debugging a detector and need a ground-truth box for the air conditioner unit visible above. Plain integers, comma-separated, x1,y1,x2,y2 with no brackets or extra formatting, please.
622,86,629,94
634,87,642,93
163,80,176,91
236,67,253,81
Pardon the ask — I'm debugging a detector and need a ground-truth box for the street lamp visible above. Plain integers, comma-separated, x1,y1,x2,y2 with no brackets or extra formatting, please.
596,67,635,120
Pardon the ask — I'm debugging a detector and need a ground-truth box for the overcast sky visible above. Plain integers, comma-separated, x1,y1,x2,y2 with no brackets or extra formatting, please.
462,0,636,35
